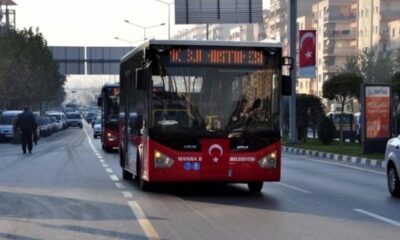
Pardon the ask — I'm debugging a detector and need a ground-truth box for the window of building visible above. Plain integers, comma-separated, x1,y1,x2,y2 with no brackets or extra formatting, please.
360,30,363,37
376,6,379,14
375,25,378,34
361,10,363,17
393,28,396,38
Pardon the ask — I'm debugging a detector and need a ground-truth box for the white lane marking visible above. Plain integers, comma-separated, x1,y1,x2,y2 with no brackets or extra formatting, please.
115,182,125,189
97,156,104,159
128,201,160,240
354,209,400,227
102,163,109,168
105,168,113,173
285,154,385,175
110,175,119,181
99,160,105,163
275,182,312,194
122,191,133,198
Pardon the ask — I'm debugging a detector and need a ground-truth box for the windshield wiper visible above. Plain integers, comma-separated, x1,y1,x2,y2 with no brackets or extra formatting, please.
228,128,268,144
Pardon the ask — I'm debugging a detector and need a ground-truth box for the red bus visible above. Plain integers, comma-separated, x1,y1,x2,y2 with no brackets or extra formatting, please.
119,40,291,192
98,84,120,152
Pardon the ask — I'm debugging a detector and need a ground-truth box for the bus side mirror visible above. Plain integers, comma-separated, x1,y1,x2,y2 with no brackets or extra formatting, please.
97,97,103,107
282,57,293,96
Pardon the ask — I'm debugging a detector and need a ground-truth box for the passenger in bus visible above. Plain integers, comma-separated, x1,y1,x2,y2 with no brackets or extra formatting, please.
229,98,249,123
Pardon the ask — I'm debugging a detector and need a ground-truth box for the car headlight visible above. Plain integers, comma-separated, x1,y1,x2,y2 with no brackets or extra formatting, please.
258,151,278,169
154,150,175,168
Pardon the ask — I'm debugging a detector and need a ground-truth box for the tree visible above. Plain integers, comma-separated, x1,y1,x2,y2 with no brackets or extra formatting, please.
343,48,393,83
296,94,325,142
323,73,363,144
0,28,64,110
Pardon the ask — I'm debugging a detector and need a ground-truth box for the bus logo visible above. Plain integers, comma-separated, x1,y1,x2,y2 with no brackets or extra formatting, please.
208,144,223,163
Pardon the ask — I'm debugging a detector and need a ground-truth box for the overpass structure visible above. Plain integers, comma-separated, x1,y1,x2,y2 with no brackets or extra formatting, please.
49,46,133,75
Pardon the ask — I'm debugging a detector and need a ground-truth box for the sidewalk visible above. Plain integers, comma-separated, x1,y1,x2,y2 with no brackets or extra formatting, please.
283,146,386,169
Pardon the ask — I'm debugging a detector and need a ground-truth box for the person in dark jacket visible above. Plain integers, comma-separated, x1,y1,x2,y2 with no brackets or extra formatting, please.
16,107,36,154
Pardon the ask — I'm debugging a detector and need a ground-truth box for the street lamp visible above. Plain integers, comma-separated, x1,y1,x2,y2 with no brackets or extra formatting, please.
124,20,165,40
114,36,134,46
154,0,174,40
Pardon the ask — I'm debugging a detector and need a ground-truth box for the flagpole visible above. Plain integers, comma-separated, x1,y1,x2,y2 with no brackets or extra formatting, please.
289,0,297,143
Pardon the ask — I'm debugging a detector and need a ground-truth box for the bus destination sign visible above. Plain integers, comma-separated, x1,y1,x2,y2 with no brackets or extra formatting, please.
169,48,265,66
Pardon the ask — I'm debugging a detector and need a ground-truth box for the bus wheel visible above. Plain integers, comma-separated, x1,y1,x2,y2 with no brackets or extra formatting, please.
122,168,133,180
248,182,263,193
139,178,152,191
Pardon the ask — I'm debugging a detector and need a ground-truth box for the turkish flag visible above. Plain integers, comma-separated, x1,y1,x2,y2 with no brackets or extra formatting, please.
201,139,229,179
299,30,316,68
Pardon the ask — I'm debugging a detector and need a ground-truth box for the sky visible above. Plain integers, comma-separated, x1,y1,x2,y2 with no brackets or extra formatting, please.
10,0,270,46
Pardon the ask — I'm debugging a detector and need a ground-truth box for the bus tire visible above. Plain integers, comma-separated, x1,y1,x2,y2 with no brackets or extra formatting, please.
248,182,263,193
139,178,152,191
122,168,133,180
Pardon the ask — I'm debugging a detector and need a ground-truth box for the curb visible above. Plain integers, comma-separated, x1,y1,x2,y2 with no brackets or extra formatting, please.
282,146,386,169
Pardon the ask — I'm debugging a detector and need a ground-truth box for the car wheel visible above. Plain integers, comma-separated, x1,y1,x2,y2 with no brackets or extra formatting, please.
248,182,263,193
387,164,400,197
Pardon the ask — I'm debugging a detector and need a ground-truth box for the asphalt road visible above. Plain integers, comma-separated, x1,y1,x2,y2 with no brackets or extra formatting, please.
0,123,399,240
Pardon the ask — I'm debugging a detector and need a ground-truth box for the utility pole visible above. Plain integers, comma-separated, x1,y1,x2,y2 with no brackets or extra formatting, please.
289,0,297,143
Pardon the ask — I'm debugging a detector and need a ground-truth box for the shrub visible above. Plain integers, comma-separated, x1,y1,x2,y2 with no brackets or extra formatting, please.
318,116,336,145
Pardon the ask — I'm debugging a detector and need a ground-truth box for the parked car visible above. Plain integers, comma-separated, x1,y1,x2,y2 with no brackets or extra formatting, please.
36,116,51,137
66,112,83,128
93,118,102,138
326,112,357,142
49,117,59,133
384,136,400,197
47,112,66,130
0,110,22,142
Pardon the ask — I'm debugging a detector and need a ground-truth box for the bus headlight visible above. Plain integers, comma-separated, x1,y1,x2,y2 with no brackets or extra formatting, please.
258,151,277,169
107,132,116,141
154,151,175,168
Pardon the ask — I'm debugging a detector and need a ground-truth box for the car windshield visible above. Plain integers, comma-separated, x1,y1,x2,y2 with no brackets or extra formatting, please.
48,115,61,120
67,114,81,119
0,115,14,125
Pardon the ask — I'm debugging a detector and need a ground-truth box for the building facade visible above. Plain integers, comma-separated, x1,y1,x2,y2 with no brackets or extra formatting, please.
358,0,400,53
388,19,400,52
312,0,357,98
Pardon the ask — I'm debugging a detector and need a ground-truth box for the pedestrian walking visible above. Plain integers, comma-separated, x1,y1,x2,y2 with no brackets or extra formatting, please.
15,107,36,154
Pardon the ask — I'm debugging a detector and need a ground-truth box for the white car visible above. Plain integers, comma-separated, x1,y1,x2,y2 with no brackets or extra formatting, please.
93,118,102,138
384,137,400,197
0,110,22,142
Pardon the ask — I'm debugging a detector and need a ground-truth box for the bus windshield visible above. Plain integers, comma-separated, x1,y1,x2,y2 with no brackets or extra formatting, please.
149,52,281,151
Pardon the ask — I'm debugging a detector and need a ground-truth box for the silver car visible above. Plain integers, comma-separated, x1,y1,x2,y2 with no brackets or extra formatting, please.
93,118,102,139
384,137,400,197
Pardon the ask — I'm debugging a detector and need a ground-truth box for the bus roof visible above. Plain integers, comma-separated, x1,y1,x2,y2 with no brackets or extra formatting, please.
121,39,283,63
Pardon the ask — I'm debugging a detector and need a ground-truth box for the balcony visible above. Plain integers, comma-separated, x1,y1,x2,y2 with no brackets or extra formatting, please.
323,65,339,73
381,11,399,21
324,12,356,22
324,30,356,40
323,47,356,56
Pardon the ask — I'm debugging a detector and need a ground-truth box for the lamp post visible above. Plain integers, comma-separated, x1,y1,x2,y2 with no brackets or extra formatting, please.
154,0,174,40
124,20,165,40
